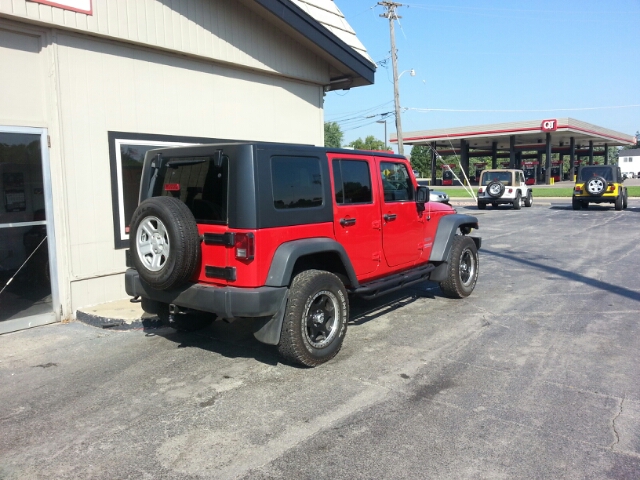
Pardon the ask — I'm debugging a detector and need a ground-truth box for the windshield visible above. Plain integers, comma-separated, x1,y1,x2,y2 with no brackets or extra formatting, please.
481,171,512,186
152,155,228,224
579,166,613,182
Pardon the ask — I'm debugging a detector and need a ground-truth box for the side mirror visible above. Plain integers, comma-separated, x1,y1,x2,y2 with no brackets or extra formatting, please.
416,185,429,211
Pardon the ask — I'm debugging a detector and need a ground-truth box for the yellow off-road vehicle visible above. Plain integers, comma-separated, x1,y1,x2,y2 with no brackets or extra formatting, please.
572,165,628,211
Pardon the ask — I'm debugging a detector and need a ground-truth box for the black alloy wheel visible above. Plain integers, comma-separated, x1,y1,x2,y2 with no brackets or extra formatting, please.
278,270,348,367
440,235,479,298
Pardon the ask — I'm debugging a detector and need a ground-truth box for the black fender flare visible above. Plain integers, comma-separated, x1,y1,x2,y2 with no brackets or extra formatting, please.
265,238,359,288
429,214,480,263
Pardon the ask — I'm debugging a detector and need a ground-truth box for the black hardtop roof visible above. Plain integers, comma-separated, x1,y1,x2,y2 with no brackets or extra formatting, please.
143,142,406,161
578,164,616,170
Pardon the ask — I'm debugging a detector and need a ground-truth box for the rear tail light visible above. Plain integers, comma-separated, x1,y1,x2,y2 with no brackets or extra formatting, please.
478,187,484,193
574,186,582,193
508,188,513,193
607,185,615,192
164,183,180,191
235,233,255,260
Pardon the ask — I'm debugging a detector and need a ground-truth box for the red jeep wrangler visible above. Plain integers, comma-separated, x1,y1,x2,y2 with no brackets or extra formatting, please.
125,143,480,366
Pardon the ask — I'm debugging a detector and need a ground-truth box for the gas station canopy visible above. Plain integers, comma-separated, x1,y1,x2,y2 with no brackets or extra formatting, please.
391,118,636,184
396,118,635,150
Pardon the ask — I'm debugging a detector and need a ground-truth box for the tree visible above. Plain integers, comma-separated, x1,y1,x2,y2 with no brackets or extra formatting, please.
348,135,386,151
408,145,430,178
621,131,640,150
324,122,343,148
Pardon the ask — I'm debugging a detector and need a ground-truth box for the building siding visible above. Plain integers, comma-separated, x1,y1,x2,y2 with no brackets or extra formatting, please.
0,0,330,85
52,31,323,310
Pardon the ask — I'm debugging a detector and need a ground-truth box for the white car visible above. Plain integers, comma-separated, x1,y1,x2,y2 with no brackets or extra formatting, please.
477,169,532,210
417,180,450,204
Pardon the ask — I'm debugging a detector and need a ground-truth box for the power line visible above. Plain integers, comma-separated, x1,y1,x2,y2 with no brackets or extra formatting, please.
407,104,640,113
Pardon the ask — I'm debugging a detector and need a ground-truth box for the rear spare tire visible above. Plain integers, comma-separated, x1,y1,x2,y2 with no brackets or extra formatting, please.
486,181,505,198
130,196,200,290
585,176,607,196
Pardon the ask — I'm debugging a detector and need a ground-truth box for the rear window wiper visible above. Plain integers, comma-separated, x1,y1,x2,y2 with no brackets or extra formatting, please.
166,158,209,168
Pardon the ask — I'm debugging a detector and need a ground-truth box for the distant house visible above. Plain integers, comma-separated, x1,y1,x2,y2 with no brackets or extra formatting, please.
618,149,640,177
0,0,374,333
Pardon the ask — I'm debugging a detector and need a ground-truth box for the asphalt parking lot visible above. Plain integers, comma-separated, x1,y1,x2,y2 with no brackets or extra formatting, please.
1,199,640,479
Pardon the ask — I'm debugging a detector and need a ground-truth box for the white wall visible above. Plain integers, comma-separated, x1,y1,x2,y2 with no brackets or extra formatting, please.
0,15,327,316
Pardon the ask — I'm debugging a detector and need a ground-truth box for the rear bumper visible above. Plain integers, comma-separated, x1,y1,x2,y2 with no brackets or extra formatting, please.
125,269,287,320
573,194,617,204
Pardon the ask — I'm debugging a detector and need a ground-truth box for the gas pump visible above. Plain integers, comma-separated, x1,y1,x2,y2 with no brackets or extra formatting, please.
473,162,487,184
522,161,538,185
442,164,456,186
551,160,562,182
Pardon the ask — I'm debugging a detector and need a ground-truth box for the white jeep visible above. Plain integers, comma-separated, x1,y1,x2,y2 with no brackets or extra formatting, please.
477,169,533,210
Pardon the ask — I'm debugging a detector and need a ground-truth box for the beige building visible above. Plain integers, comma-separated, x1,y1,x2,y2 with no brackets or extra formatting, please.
0,0,374,333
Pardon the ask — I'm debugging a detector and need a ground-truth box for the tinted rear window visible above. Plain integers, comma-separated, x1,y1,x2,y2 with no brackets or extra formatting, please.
481,171,512,186
153,156,228,224
579,167,613,182
271,156,323,209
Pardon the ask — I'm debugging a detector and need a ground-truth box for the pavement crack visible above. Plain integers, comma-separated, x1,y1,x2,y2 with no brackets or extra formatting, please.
611,395,625,449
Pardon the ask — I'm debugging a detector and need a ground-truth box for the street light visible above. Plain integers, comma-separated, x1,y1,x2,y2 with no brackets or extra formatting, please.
376,119,387,150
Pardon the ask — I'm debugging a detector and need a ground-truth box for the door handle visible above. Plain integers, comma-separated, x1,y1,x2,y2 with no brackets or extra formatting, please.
340,218,356,227
383,213,397,222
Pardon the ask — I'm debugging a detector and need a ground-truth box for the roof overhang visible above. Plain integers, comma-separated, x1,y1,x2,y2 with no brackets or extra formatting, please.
246,0,375,90
395,118,636,150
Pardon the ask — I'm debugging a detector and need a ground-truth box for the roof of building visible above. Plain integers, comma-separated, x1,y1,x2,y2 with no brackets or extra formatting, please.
291,0,373,63
252,0,375,90
619,148,640,157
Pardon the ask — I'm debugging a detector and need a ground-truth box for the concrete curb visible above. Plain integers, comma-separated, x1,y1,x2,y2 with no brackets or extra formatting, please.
75,298,162,331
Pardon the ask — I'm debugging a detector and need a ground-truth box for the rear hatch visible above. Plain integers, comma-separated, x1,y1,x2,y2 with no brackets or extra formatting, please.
151,152,235,286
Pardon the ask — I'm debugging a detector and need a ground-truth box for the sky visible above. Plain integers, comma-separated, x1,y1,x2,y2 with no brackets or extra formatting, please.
324,0,640,152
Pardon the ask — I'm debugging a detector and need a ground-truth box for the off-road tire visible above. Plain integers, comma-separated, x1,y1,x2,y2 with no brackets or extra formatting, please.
129,196,200,290
615,193,623,211
477,202,486,210
623,190,628,209
585,176,607,196
524,190,533,207
486,181,505,198
278,270,348,367
513,192,522,210
440,235,479,299
572,197,582,210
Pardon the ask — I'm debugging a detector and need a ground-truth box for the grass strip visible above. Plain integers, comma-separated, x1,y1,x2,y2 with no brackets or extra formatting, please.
435,186,640,198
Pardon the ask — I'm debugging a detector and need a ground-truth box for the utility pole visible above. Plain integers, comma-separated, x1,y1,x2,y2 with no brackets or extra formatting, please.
378,2,405,156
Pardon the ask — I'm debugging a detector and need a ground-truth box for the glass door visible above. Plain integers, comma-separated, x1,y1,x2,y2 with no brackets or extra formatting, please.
0,127,57,333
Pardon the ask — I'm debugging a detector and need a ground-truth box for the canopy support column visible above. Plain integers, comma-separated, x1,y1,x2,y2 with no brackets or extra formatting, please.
569,137,576,181
460,139,469,184
589,141,594,165
491,141,498,169
604,143,609,165
430,142,437,186
545,132,552,185
509,135,516,168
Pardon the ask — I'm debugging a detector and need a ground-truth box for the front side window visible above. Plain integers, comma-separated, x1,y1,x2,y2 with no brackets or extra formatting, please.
272,156,323,209
380,162,413,202
333,159,372,204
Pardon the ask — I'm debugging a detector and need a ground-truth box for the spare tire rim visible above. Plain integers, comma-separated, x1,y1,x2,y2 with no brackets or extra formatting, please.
488,183,503,197
304,290,340,349
136,215,170,272
586,178,605,195
459,248,476,286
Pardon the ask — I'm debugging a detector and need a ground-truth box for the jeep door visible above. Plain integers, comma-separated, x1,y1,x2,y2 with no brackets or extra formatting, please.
329,154,382,277
377,159,423,267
